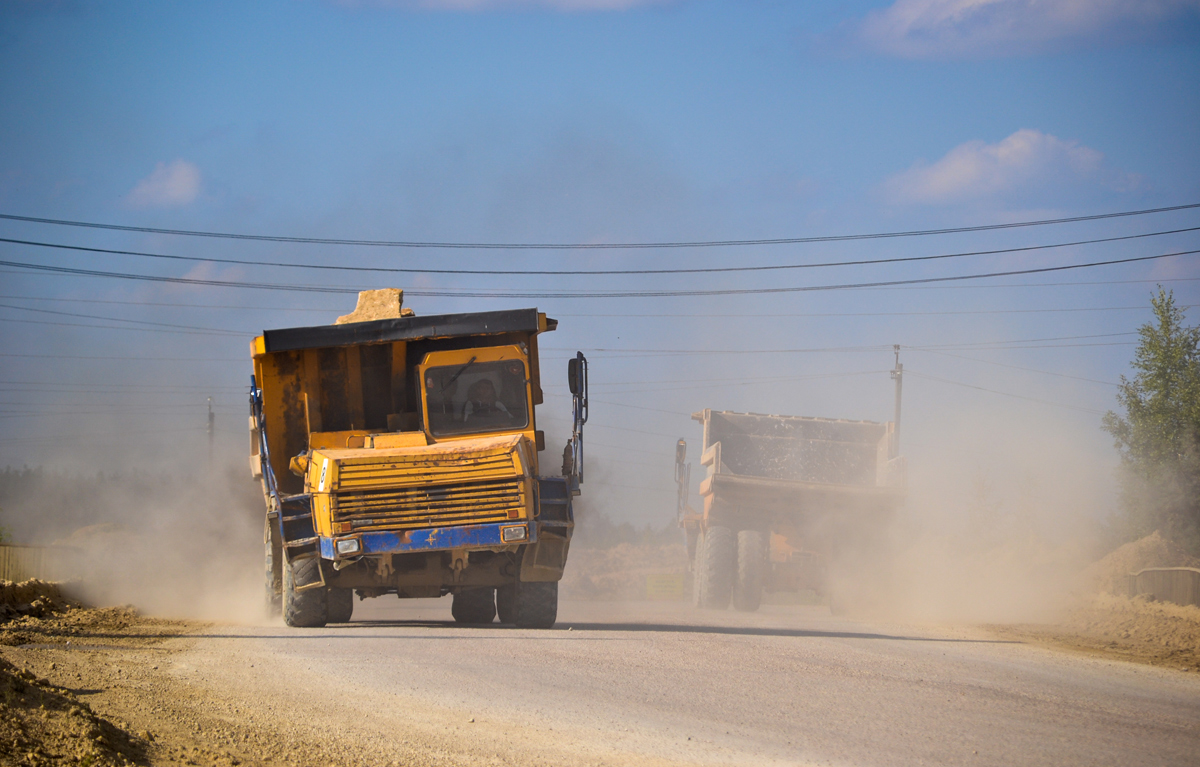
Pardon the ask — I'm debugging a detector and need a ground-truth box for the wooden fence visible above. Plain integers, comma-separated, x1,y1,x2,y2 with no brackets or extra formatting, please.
1127,567,1200,608
0,544,80,583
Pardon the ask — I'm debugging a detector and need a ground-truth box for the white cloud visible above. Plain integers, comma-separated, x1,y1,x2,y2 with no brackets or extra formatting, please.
855,0,1200,58
881,129,1115,205
341,0,669,9
124,160,202,209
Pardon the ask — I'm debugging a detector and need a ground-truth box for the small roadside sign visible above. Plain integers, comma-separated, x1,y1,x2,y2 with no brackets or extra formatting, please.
645,572,685,601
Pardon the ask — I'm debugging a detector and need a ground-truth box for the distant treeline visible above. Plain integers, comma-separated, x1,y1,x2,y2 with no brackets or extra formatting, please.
1103,289,1200,556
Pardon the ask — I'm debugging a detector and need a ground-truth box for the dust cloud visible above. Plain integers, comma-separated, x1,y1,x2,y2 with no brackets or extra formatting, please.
0,461,265,623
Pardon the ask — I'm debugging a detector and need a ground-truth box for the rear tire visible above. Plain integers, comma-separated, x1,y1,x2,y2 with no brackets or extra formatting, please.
452,588,497,624
495,584,516,624
696,526,735,609
327,588,354,624
513,581,558,629
283,557,328,628
733,530,765,612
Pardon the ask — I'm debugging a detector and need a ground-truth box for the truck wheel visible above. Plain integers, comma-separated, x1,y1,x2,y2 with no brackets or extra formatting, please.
733,530,765,612
513,581,557,629
697,526,735,609
496,584,516,624
327,588,354,624
283,557,328,628
452,588,497,624
264,518,282,618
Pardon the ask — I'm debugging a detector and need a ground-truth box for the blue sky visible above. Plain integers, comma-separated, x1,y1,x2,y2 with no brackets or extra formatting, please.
2,0,1199,530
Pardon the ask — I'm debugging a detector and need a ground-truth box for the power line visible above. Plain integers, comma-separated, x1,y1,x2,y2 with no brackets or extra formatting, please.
0,302,246,335
0,294,1188,319
2,202,1197,249
905,370,1105,415
0,295,339,313
544,333,1134,356
555,305,1196,319
910,349,1118,386
4,225,1198,276
5,254,1199,297
0,259,362,294
406,249,1200,298
0,353,243,362
0,316,252,337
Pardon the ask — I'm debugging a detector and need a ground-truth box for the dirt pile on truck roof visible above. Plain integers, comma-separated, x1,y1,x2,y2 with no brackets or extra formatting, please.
335,287,412,324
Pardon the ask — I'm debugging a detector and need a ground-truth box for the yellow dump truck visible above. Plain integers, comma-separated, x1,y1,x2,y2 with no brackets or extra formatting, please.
249,291,587,628
677,410,904,611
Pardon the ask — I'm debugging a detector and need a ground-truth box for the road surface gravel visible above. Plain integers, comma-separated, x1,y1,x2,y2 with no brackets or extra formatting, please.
181,598,1200,766
5,598,1199,766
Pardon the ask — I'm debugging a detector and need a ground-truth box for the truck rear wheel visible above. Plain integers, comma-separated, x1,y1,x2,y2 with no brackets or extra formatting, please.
696,525,735,609
733,530,765,612
496,584,516,624
452,588,497,624
283,557,328,628
327,588,354,623
513,581,557,629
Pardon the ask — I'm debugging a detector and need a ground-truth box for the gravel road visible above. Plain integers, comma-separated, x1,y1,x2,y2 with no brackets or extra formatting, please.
167,599,1200,767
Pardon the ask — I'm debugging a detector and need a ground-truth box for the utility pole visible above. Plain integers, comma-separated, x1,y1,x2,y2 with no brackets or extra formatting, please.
207,396,215,473
890,345,903,459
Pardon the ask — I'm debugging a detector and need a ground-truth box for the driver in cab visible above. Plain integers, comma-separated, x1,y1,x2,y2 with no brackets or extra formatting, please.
463,378,511,425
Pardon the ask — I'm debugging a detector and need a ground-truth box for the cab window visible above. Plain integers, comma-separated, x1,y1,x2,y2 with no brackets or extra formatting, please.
424,359,529,436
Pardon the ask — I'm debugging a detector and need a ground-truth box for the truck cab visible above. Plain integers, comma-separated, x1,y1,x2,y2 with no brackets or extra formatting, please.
250,297,587,628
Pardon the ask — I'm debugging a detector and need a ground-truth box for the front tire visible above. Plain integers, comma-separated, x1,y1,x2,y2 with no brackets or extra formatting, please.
512,581,557,629
283,557,328,628
696,526,735,609
327,588,354,624
733,530,765,612
452,588,497,624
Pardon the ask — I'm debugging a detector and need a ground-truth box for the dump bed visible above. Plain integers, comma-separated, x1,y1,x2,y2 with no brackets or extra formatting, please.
695,409,905,517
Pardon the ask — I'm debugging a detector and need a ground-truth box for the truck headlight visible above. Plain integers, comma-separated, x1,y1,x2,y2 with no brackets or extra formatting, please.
335,538,361,556
501,525,528,543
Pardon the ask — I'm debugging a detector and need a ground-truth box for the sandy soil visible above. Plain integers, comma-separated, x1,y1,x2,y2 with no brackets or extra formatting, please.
4,523,1200,767
990,593,1200,672
2,595,1199,767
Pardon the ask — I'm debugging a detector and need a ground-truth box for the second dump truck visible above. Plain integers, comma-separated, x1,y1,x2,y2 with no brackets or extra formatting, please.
250,290,588,628
677,409,905,611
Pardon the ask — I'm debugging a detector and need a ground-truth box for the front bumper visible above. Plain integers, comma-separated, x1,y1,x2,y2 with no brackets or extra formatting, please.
318,520,537,560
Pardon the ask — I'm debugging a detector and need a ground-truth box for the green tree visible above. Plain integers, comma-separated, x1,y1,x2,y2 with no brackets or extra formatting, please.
1102,288,1200,552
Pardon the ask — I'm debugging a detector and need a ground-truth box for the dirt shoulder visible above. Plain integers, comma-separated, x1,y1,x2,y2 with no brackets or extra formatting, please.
988,593,1200,672
1,601,384,767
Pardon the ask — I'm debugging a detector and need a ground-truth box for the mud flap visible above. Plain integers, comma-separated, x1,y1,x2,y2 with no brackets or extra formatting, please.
518,528,570,582
291,555,327,592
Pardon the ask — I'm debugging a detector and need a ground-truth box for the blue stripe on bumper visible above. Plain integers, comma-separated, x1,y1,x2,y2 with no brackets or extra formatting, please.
319,520,535,559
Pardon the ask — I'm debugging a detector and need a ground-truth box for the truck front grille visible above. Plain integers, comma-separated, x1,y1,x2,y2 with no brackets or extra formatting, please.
333,477,525,531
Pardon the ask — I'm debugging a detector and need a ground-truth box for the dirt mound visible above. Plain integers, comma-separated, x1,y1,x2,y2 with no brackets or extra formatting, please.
1081,531,1200,595
996,593,1200,672
0,580,77,623
0,655,149,766
561,543,688,600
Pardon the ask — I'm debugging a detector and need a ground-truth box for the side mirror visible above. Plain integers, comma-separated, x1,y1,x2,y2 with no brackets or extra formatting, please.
568,356,581,395
675,439,687,464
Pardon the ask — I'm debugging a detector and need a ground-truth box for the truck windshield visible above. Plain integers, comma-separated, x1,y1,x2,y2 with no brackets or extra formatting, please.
424,359,530,437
